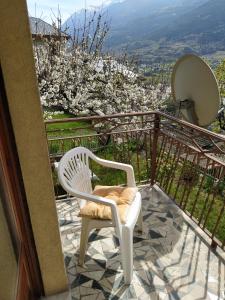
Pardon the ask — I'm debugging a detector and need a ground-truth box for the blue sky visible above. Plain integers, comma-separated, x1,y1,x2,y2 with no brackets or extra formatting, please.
27,0,112,23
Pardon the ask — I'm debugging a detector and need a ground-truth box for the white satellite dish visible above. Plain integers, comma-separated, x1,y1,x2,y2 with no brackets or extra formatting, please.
171,54,221,127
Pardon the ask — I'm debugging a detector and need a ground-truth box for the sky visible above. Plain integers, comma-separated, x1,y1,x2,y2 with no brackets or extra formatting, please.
27,0,112,23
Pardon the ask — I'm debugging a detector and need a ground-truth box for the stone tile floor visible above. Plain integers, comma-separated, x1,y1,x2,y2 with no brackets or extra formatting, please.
57,185,225,300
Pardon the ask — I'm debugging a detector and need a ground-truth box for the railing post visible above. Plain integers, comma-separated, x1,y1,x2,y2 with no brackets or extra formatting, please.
151,113,160,186
211,240,218,250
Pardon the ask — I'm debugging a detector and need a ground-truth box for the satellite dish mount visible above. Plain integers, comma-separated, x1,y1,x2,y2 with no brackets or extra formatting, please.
178,98,199,125
172,54,221,128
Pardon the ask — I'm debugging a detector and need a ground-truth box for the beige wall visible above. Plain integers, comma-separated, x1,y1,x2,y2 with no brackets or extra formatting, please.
0,0,68,296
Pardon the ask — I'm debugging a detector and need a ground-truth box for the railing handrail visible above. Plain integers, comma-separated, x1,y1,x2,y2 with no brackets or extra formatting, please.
48,127,153,142
44,111,156,124
158,111,225,142
45,111,225,143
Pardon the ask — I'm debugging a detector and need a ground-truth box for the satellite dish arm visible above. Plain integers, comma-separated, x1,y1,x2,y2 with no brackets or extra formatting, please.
179,99,199,126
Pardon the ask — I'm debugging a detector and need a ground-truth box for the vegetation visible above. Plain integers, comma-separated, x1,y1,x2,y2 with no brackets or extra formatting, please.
33,11,167,119
45,112,93,137
215,59,225,98
156,152,225,243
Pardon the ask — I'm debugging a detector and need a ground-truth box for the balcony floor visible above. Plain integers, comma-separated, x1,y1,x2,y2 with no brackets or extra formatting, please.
57,185,225,300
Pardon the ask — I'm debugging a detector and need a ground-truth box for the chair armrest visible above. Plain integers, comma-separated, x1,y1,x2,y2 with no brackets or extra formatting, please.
91,156,136,187
64,186,122,231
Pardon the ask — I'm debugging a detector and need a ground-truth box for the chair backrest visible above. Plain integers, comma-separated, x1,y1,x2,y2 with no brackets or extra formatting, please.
58,147,93,206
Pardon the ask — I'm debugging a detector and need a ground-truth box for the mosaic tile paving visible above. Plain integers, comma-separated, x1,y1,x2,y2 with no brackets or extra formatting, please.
57,185,225,300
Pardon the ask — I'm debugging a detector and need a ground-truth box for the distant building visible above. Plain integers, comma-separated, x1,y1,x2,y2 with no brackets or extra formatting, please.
29,17,69,42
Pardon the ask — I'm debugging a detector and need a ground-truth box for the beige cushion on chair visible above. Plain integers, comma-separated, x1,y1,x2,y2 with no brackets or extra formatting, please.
79,185,138,223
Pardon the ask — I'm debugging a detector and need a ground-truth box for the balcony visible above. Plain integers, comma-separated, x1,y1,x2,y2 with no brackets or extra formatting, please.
45,112,225,299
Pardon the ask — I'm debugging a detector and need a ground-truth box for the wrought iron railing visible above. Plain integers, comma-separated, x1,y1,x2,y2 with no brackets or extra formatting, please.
45,111,225,250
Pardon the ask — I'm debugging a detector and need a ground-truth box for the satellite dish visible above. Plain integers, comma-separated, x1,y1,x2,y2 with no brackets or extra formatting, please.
171,54,221,127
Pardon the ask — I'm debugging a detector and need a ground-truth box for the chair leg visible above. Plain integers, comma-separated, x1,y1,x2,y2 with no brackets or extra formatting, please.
79,218,91,266
121,226,133,285
137,207,143,232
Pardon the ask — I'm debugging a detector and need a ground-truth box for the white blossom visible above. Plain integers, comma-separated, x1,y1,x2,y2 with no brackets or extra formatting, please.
34,40,170,118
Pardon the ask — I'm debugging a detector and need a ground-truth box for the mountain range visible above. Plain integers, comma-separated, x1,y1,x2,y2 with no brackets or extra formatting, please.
63,0,225,64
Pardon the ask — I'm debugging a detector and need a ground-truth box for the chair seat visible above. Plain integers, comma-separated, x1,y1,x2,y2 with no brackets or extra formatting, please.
79,192,141,228
79,185,138,224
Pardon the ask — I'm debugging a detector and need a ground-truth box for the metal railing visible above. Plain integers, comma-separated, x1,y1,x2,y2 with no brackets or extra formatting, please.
45,111,225,249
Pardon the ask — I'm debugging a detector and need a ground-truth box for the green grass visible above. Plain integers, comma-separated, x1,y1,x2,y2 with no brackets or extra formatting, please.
157,156,225,243
45,112,96,155
172,182,225,242
90,145,150,187
45,113,94,138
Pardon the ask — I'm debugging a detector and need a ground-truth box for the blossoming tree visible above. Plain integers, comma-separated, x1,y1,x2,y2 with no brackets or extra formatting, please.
33,11,170,117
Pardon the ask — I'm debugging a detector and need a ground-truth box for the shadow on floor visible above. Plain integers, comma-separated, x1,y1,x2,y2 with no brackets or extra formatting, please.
58,185,225,300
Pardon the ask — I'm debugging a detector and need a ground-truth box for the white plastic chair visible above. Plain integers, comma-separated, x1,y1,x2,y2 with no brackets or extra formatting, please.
57,146,142,284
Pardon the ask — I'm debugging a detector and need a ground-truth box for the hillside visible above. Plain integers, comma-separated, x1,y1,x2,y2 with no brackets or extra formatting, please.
149,0,225,57
63,0,225,64
105,0,207,46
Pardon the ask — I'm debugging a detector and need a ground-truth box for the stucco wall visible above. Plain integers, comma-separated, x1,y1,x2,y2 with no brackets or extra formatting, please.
0,0,68,296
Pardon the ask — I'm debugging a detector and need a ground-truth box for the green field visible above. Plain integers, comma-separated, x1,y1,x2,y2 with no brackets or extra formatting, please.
45,113,94,137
